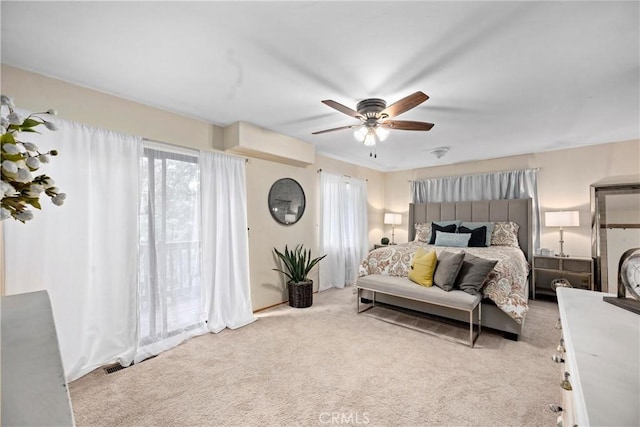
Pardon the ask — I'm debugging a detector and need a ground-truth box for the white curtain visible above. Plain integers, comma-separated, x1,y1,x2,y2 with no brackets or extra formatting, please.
4,118,142,382
411,168,541,250
319,172,369,291
135,143,209,363
3,115,256,380
200,151,255,332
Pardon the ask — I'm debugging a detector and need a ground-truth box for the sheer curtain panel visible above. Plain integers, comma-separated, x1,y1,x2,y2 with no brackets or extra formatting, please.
319,172,369,291
4,118,142,382
411,169,541,251
199,151,255,332
135,143,208,363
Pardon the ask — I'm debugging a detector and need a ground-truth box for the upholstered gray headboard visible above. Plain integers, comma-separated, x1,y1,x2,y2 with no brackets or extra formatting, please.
408,198,533,262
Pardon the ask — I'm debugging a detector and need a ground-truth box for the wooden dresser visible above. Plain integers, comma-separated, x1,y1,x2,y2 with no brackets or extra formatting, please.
555,288,639,426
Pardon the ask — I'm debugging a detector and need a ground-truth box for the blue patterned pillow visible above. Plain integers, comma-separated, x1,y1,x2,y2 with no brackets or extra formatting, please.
434,231,471,247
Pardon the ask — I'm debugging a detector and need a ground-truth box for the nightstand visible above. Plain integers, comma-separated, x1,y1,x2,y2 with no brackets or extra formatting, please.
532,255,593,298
373,244,388,249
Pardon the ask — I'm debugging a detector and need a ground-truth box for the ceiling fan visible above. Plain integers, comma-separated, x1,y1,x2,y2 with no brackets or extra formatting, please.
312,91,434,157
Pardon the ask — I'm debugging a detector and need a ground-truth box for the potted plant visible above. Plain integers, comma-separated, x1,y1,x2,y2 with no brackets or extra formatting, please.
273,244,326,308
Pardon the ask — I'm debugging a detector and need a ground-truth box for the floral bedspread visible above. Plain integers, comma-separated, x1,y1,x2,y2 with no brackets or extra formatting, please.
358,242,530,323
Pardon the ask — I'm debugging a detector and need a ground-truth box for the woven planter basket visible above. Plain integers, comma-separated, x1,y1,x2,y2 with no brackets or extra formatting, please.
288,280,313,308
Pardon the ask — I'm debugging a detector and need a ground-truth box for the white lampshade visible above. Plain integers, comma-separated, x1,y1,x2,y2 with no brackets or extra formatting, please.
545,211,579,227
375,126,389,141
363,129,376,147
353,127,366,142
384,213,402,225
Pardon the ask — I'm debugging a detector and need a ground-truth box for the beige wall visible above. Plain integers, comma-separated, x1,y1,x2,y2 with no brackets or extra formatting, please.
246,157,384,310
245,159,318,309
385,140,640,258
0,65,384,309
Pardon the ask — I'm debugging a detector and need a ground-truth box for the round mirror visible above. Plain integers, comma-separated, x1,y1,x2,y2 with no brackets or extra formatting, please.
268,178,306,225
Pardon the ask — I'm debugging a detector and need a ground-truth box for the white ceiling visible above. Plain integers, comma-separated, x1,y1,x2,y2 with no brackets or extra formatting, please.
1,1,638,172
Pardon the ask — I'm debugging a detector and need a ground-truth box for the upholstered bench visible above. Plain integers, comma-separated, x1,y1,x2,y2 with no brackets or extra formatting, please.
356,274,482,347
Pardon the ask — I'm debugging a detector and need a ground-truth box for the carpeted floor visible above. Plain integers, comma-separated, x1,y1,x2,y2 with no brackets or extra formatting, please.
69,287,561,426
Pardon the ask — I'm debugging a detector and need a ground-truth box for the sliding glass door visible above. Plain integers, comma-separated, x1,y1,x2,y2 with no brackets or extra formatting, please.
138,147,205,356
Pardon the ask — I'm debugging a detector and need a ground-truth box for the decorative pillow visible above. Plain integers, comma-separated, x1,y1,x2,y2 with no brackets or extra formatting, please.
457,225,487,248
433,251,466,291
491,221,520,247
428,223,457,244
459,221,495,247
434,231,471,247
413,222,432,242
408,247,438,287
454,253,498,295
434,220,462,227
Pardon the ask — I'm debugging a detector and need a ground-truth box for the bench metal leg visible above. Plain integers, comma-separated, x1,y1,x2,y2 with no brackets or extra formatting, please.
356,287,375,314
468,302,482,347
469,309,473,347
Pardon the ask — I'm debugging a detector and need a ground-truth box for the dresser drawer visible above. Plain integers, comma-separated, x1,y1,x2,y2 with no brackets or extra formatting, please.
535,257,560,270
563,259,592,273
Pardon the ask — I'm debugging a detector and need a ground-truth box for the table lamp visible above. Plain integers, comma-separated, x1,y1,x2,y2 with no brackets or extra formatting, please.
384,213,402,245
545,211,579,257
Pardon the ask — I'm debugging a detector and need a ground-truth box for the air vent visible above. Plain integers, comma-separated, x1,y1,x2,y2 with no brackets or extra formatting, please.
103,355,157,374
104,363,127,374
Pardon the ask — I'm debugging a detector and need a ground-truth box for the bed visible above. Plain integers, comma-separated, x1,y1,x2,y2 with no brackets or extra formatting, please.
357,198,532,339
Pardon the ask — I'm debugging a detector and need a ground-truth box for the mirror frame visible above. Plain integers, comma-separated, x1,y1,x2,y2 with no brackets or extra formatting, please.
591,180,640,292
268,178,306,225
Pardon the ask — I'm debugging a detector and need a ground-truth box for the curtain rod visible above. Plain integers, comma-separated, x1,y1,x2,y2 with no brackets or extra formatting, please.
407,167,541,183
142,137,250,163
317,169,368,182
317,168,350,178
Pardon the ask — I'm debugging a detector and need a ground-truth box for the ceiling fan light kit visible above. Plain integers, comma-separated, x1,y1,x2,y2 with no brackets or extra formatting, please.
313,91,435,158
354,126,388,145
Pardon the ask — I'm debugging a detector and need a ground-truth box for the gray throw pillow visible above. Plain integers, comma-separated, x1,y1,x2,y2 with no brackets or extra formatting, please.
433,251,465,291
455,253,498,295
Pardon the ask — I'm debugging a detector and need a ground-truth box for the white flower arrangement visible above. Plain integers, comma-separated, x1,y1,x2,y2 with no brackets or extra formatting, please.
1,95,66,222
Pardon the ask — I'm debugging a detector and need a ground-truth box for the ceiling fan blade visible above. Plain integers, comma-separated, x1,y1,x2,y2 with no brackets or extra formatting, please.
312,124,360,135
321,100,363,119
381,120,434,131
381,91,429,118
